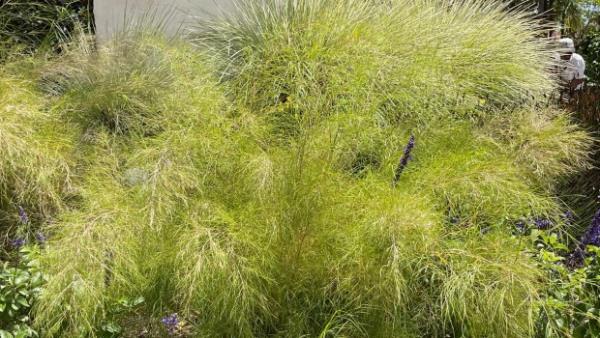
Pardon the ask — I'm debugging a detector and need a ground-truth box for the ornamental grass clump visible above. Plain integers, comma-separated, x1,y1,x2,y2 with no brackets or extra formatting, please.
0,0,589,337
43,33,176,135
0,71,75,244
193,0,556,124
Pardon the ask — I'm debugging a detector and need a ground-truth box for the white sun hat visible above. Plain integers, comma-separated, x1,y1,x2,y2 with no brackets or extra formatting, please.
559,38,576,52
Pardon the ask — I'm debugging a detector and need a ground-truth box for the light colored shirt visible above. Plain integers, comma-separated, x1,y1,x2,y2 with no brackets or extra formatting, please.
560,53,586,90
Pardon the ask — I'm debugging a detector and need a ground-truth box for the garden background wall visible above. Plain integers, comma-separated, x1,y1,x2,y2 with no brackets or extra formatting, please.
94,0,234,41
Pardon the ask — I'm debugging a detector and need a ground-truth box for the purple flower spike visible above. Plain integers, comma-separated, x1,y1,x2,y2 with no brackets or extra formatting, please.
581,209,600,247
565,209,600,269
563,210,575,221
35,232,47,244
515,220,527,233
18,206,29,224
161,313,179,335
11,238,26,249
392,134,415,186
534,218,553,230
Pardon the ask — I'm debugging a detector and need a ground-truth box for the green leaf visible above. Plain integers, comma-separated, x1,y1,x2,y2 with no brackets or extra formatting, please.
16,297,29,308
573,322,587,338
101,322,122,334
131,296,145,306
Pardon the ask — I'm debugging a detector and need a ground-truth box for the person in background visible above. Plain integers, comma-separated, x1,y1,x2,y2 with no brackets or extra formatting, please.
558,38,586,102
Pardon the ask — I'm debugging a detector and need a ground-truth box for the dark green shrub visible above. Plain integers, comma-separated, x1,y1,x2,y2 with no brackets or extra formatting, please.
534,212,600,337
0,247,44,338
0,0,93,60
579,28,600,86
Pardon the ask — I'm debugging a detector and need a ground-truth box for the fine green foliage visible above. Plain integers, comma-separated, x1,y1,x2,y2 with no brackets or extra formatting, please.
193,0,557,123
0,72,75,244
483,109,593,190
0,0,595,337
42,34,175,135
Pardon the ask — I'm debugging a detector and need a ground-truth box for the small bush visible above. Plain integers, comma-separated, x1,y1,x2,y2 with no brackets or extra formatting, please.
0,246,44,338
530,209,600,337
579,28,600,86
0,0,591,337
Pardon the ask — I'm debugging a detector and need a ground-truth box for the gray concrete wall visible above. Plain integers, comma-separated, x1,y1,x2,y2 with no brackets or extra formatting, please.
94,0,235,41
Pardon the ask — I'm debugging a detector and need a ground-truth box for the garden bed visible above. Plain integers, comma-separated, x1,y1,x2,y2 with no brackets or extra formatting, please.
1,0,600,337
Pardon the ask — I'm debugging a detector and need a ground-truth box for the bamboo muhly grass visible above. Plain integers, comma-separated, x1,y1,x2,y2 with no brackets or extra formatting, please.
0,72,75,247
0,0,594,337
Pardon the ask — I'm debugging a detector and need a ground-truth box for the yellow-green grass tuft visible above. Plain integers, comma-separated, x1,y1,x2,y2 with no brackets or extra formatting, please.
0,71,75,243
0,1,588,336
192,0,558,125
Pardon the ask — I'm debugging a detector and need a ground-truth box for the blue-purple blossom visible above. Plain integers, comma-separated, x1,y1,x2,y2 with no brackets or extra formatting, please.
18,206,29,224
563,210,575,223
566,248,585,269
581,209,600,247
534,218,553,230
11,238,26,249
514,220,527,234
161,313,179,335
392,134,415,186
35,232,47,244
565,209,600,269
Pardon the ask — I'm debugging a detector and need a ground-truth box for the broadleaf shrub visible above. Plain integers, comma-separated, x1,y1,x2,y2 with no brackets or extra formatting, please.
579,27,600,86
532,214,600,337
0,246,44,338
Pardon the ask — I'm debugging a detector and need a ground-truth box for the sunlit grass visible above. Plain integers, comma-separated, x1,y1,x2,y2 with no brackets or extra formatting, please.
0,71,76,247
0,0,594,337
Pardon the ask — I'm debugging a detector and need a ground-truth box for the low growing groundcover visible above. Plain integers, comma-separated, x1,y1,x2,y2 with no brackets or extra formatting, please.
1,0,600,337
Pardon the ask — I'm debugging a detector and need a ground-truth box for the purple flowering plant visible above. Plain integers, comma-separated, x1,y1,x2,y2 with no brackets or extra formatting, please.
515,220,527,233
161,313,180,336
535,209,600,336
8,207,48,254
392,134,415,186
11,238,26,249
35,232,47,244
534,218,553,230
18,206,29,225
581,209,600,247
